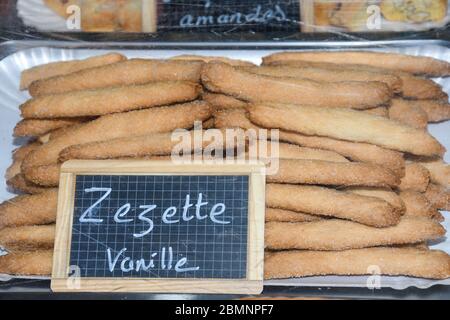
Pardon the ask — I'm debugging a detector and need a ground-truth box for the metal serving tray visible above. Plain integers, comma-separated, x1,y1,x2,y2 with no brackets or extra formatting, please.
0,40,448,293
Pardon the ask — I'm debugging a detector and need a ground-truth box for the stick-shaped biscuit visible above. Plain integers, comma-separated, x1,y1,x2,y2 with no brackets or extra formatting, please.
264,59,447,100
14,117,92,137
398,163,430,192
202,92,247,110
415,100,450,123
28,59,204,96
399,75,447,100
0,225,55,250
20,53,126,90
399,191,442,221
6,142,42,182
171,55,255,66
242,65,402,93
213,108,258,130
266,183,401,227
12,142,42,162
22,164,61,188
419,160,450,187
264,248,450,280
21,81,201,118
424,183,450,211
265,217,445,251
364,107,388,118
202,62,392,109
389,99,428,129
214,108,405,176
248,141,349,163
247,103,444,157
59,129,243,162
0,250,53,275
47,123,87,141
5,159,22,181
262,51,450,77
0,189,58,229
268,159,399,188
7,174,51,194
202,118,215,129
265,208,322,223
345,187,405,212
22,101,212,170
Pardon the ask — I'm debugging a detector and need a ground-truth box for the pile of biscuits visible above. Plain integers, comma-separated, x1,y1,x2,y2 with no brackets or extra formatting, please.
0,51,449,281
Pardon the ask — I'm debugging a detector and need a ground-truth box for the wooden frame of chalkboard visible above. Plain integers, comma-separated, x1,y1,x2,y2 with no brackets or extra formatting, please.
51,160,265,294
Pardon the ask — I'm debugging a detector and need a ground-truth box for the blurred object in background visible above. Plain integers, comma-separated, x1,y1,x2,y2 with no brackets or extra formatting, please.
16,0,450,33
381,0,448,23
0,0,15,29
18,0,157,32
303,0,449,32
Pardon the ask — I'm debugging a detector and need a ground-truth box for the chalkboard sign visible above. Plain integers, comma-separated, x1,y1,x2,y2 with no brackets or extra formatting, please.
51,160,265,294
157,0,301,33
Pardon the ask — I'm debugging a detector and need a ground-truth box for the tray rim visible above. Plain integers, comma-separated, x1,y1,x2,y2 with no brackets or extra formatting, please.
0,40,449,294
1,39,450,57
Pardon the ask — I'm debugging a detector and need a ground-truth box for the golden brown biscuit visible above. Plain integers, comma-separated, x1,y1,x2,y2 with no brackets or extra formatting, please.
0,250,53,276
12,142,42,162
424,183,450,211
203,92,248,110
419,160,450,187
0,225,55,250
389,99,428,130
265,217,445,251
398,163,430,192
21,81,201,118
22,101,212,171
29,59,204,96
242,65,402,94
264,60,447,100
214,108,405,176
0,190,58,229
59,129,243,162
364,107,389,118
172,55,255,66
414,100,450,123
265,208,322,223
20,53,126,90
14,117,91,137
399,191,442,221
268,159,400,188
248,141,349,163
247,103,444,157
202,62,392,109
263,51,450,77
22,164,61,188
266,183,401,227
264,248,450,280
7,174,51,195
345,187,405,212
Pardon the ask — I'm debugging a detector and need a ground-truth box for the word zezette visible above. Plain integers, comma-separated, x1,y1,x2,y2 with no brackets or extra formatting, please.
79,187,231,274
